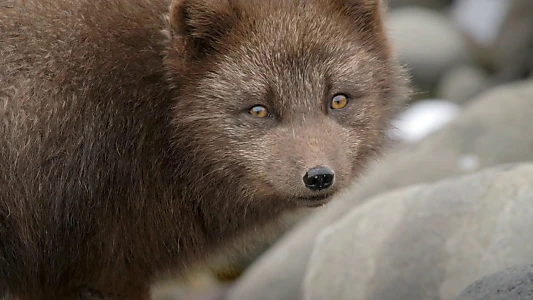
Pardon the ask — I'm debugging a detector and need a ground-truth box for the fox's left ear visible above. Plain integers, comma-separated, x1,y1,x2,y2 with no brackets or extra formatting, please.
330,0,386,32
168,0,241,56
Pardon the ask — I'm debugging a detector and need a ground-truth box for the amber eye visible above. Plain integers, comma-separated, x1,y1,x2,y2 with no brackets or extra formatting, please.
249,105,270,118
330,94,349,110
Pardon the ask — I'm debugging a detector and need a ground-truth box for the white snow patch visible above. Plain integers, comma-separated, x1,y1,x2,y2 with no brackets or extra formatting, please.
389,99,462,143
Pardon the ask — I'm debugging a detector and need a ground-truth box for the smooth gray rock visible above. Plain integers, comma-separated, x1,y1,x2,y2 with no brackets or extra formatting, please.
225,80,533,300
303,164,533,300
437,64,489,105
450,0,511,48
450,0,533,84
352,79,533,200
454,264,533,300
490,0,533,82
386,7,473,90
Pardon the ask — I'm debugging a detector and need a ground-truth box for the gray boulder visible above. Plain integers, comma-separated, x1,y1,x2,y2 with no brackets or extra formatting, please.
303,164,533,300
386,7,473,93
436,64,489,105
454,264,533,300
490,0,533,82
353,79,533,200
225,80,533,300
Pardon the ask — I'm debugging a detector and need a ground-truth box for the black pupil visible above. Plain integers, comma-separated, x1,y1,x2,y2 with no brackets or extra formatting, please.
334,96,345,105
253,106,264,115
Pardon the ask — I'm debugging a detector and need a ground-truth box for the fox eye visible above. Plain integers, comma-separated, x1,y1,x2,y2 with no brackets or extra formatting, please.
330,94,349,110
249,105,270,118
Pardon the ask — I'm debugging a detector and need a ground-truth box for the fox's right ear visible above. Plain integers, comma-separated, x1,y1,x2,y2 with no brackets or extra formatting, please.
168,0,241,56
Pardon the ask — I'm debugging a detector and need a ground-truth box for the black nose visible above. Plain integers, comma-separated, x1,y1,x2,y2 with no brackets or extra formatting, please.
303,166,335,191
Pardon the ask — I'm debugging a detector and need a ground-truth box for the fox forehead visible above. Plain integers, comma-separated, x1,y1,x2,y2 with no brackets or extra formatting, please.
200,40,380,108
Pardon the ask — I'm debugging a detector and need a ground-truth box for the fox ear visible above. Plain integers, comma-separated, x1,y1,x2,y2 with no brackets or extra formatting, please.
330,0,385,32
169,0,240,55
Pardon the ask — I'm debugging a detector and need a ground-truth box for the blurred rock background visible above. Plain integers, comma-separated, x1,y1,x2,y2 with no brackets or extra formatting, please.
152,0,533,299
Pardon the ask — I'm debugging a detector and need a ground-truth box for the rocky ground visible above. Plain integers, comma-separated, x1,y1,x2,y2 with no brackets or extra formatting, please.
152,0,533,299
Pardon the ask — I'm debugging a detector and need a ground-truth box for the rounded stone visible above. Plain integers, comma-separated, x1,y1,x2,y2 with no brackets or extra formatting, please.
386,7,473,88
437,64,490,105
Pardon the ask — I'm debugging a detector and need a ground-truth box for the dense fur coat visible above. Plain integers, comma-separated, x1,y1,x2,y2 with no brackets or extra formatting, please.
0,0,409,298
